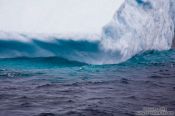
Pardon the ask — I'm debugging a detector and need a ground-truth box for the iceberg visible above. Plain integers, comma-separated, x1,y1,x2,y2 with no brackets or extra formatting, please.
102,0,175,62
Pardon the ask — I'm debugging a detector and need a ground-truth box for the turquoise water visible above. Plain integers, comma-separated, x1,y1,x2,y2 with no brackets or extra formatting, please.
0,50,175,83
0,49,174,69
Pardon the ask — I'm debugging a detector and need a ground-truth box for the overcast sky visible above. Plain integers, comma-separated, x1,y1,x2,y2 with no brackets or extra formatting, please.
0,0,123,34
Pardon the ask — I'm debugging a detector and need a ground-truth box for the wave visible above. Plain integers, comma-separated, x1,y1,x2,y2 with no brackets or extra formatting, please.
121,49,175,66
0,50,174,70
0,0,175,65
0,57,87,69
0,37,121,64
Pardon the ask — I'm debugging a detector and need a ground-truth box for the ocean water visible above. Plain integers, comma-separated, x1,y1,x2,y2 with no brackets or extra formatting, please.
0,49,175,116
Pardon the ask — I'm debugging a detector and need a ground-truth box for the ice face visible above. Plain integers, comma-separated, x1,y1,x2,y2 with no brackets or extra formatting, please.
101,0,175,62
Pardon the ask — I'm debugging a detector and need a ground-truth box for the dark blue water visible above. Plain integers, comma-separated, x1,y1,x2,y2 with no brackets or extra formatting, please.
0,50,175,116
